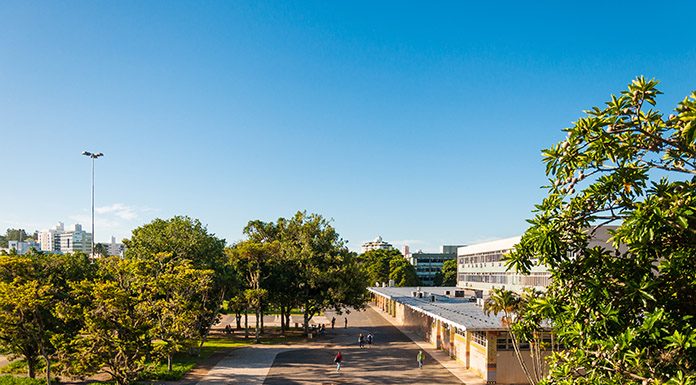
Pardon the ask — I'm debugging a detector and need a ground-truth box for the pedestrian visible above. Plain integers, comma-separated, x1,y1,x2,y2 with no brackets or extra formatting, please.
224,324,231,335
358,333,364,348
331,316,336,329
344,317,348,328
334,351,343,372
367,333,373,347
417,350,425,369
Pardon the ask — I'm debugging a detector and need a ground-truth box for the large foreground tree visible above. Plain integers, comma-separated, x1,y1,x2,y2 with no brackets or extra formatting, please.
123,216,228,349
505,78,696,384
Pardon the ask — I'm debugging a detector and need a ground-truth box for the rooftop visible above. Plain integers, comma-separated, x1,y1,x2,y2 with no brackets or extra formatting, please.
457,236,521,256
369,286,507,331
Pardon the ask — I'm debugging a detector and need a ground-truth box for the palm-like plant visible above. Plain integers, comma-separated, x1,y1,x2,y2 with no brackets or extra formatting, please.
483,288,539,384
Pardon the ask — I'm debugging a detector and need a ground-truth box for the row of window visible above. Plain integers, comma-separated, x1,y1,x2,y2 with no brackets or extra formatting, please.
471,331,487,346
458,272,550,287
458,250,510,264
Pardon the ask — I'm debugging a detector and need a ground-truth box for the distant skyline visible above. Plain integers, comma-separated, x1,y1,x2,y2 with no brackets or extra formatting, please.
1,1,695,252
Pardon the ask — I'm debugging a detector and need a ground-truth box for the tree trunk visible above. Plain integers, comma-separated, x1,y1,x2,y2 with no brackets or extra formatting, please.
280,306,286,335
285,309,291,330
236,312,242,329
255,307,261,343
167,353,173,372
27,357,36,379
244,311,249,339
303,304,310,336
41,347,51,384
260,303,264,335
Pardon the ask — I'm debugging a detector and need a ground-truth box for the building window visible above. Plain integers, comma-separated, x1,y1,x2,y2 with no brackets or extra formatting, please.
472,331,487,347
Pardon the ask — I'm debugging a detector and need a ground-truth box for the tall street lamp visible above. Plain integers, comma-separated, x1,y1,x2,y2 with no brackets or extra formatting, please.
82,151,104,258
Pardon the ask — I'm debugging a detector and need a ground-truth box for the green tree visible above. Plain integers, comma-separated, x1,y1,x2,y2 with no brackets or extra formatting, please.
388,257,420,287
0,256,51,380
227,241,276,343
148,257,215,371
94,243,109,257
123,216,228,349
505,78,696,384
57,257,155,385
358,248,401,286
283,211,369,335
434,259,457,286
0,252,93,383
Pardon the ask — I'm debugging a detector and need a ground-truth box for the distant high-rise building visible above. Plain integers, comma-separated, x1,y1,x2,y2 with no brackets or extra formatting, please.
58,223,92,254
361,236,393,253
107,236,125,257
38,222,64,252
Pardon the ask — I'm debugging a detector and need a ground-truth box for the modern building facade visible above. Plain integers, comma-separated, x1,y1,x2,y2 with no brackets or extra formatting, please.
38,222,93,254
107,236,125,257
406,245,464,286
457,227,617,297
58,224,92,254
361,235,393,253
38,222,65,252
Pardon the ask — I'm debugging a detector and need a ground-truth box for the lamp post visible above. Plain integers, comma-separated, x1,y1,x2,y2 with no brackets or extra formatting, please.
82,151,104,258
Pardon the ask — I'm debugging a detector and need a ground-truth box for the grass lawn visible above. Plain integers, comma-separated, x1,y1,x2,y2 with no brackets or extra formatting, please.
139,330,305,381
0,330,307,383
0,376,47,385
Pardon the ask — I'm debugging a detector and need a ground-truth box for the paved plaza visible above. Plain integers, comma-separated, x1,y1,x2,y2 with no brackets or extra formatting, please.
195,306,478,384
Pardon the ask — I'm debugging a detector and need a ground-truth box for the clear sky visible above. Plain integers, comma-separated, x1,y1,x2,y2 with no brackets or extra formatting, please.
1,1,695,252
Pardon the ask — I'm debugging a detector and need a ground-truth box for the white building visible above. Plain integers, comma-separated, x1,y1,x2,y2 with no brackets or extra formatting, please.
107,236,125,257
58,223,92,254
457,227,617,297
7,240,41,255
38,222,65,252
361,235,393,253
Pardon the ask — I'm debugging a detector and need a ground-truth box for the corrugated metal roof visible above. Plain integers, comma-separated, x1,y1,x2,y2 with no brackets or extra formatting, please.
369,286,507,331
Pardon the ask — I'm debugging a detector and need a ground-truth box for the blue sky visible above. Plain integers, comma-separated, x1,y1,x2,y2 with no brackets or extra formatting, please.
1,1,695,251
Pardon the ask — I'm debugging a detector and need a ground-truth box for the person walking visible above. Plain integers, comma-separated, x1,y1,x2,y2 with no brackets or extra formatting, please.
344,317,348,328
358,333,365,348
417,350,425,369
334,351,343,372
367,333,373,347
331,316,336,329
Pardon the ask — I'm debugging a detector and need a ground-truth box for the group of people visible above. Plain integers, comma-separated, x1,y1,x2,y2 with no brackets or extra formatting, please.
330,316,348,329
357,332,373,348
333,347,425,372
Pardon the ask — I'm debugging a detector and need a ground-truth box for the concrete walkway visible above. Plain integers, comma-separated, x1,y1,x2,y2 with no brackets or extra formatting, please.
195,306,483,384
195,345,296,385
368,304,485,385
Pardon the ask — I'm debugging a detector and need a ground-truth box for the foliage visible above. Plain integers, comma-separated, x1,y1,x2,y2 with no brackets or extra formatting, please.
388,257,420,287
55,257,155,385
0,229,34,248
505,77,696,384
0,252,93,383
282,211,370,334
147,257,215,371
123,216,228,348
93,243,108,257
483,288,551,384
433,259,457,286
358,248,419,287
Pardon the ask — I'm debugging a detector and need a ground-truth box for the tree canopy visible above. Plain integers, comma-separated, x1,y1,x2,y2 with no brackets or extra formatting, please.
505,78,696,384
358,248,419,287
